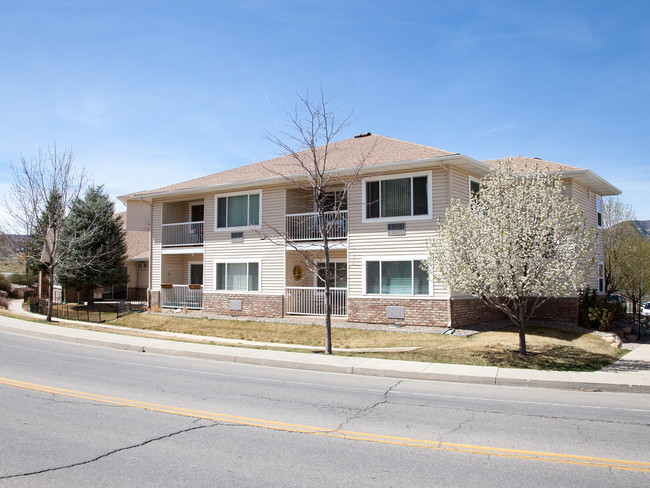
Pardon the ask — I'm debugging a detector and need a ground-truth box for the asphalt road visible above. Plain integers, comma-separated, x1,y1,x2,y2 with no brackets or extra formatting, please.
1,330,649,487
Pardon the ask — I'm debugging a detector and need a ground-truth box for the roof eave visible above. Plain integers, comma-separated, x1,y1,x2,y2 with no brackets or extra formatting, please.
561,169,621,196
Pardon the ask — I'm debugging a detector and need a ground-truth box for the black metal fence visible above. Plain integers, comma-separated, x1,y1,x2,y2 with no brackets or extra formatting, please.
29,299,147,323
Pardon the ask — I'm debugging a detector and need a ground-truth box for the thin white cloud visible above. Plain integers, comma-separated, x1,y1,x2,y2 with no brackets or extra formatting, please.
58,94,112,128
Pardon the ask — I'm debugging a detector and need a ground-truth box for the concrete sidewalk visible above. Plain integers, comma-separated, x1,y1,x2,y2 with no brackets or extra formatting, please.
2,303,649,393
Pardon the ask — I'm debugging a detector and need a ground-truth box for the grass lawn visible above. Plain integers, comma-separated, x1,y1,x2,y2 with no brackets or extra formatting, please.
106,313,627,371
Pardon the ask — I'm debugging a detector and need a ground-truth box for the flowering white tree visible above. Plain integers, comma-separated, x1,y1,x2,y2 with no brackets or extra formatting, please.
426,160,595,355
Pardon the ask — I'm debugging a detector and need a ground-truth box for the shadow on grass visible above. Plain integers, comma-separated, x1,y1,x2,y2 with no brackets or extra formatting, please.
474,344,619,371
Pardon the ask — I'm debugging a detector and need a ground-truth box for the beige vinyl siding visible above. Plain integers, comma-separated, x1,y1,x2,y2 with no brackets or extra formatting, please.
163,201,191,224
125,262,138,288
124,262,148,289
348,167,448,299
572,180,603,291
449,166,472,203
204,186,285,295
572,181,597,226
160,255,190,284
136,263,148,288
285,249,347,287
125,200,151,231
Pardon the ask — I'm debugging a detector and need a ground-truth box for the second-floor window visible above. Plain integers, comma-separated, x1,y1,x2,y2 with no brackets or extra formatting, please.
216,192,260,229
469,177,481,200
596,196,603,228
363,172,430,221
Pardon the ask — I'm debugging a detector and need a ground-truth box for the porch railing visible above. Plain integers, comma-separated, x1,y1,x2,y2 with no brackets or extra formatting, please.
161,285,203,309
285,286,347,316
162,221,204,247
285,210,347,241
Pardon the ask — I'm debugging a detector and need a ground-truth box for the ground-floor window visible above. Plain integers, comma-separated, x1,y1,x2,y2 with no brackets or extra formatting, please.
215,262,260,292
365,259,429,295
316,262,347,289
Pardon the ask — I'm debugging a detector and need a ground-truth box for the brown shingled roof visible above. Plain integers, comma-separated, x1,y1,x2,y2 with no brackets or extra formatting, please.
129,134,457,197
482,156,583,173
125,230,149,261
115,212,149,261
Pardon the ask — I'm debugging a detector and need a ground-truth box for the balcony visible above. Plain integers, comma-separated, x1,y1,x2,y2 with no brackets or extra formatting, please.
161,284,203,309
285,210,347,241
285,286,347,316
162,221,204,247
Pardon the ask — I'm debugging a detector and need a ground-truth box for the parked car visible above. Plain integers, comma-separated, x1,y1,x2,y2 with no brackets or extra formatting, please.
642,302,650,317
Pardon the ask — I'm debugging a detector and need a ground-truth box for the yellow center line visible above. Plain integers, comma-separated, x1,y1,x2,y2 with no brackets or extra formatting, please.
2,377,649,473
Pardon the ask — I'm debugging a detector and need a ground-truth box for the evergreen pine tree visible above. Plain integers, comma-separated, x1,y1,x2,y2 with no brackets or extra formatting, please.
57,186,127,305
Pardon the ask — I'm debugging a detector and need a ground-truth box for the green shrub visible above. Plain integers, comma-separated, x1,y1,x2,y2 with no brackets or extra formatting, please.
579,287,625,330
10,272,37,286
0,274,11,293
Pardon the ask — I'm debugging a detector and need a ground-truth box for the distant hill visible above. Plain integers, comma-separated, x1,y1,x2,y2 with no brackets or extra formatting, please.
0,234,27,260
632,220,650,240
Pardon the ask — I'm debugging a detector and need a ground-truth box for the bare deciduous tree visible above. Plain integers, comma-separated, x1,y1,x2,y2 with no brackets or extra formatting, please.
2,145,88,320
262,90,375,354
602,197,636,296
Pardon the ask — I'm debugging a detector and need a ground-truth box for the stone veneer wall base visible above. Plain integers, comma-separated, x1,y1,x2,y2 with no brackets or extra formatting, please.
202,293,284,318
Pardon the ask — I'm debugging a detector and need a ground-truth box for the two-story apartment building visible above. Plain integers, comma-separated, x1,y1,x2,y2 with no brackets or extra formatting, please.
119,134,620,327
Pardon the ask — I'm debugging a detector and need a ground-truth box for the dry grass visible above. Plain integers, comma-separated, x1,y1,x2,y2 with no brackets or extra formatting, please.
106,313,626,371
0,260,24,274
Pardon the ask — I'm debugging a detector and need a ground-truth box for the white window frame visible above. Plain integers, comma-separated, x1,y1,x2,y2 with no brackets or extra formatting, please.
214,259,262,294
361,170,432,223
597,262,605,293
362,256,432,297
214,190,262,231
313,259,348,289
596,196,603,228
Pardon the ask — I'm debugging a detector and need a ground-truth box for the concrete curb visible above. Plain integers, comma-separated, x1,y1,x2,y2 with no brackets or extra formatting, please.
1,314,649,393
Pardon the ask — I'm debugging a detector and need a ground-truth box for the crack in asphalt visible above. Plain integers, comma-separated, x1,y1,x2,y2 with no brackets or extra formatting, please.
332,379,403,433
0,422,218,480
408,402,650,428
444,413,475,437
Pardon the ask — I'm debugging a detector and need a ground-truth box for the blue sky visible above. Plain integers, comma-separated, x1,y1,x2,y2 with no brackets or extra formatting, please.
1,0,649,220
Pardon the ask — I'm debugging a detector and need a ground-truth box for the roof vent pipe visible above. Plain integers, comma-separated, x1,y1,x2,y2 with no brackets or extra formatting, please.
354,132,372,138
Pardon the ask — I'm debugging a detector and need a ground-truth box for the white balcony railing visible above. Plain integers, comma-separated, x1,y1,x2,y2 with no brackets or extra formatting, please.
285,210,347,241
162,221,204,247
161,285,203,309
285,286,347,316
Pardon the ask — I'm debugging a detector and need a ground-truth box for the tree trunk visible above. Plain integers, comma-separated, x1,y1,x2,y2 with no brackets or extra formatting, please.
518,322,527,355
517,301,527,355
322,210,333,355
46,266,54,322
87,285,95,307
